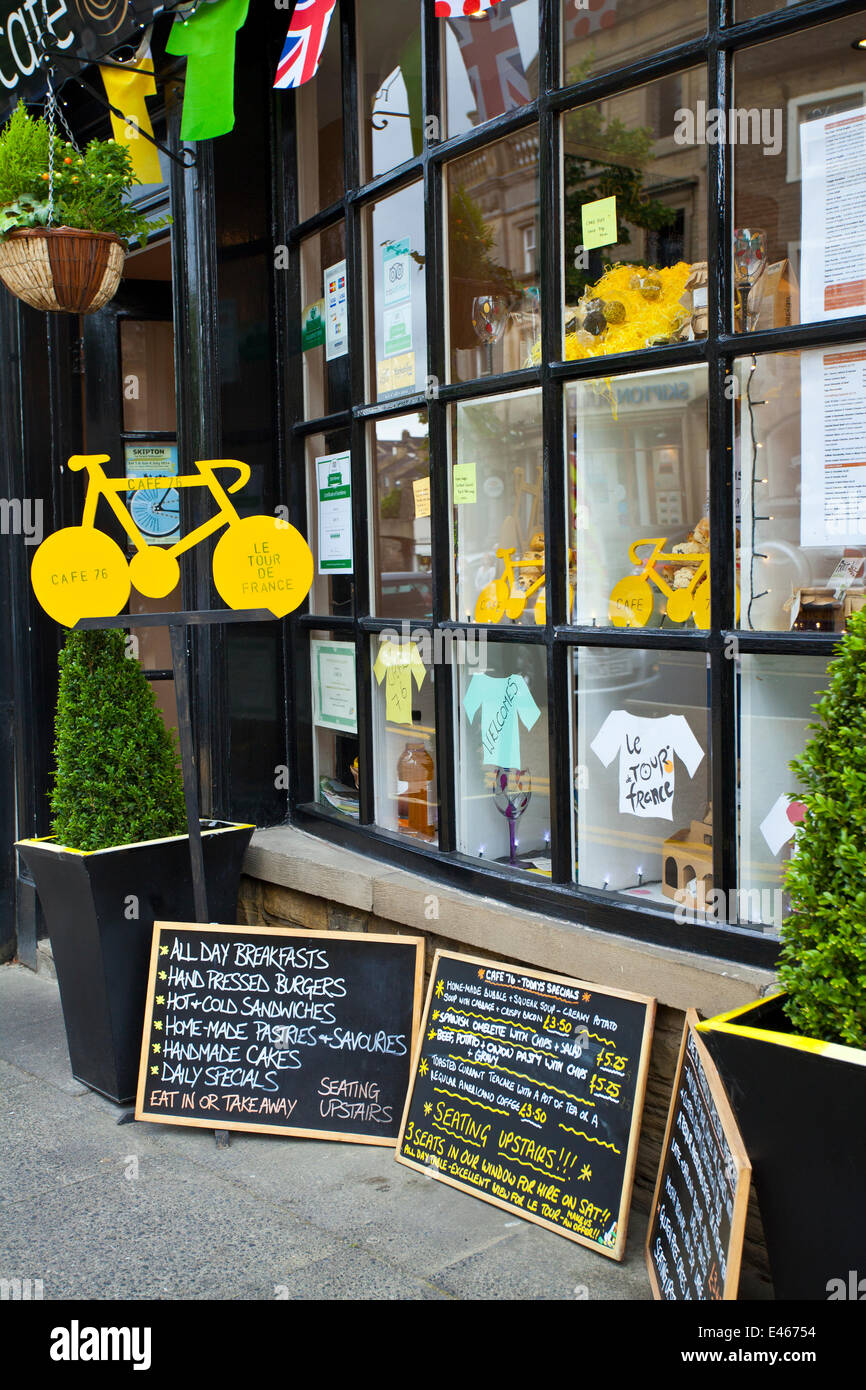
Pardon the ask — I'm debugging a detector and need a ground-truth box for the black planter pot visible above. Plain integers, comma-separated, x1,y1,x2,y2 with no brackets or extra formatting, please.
16,822,254,1105
698,994,866,1301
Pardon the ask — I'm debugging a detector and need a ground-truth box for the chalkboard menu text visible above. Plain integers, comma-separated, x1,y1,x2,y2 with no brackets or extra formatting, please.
396,951,655,1258
647,1010,750,1300
136,923,424,1144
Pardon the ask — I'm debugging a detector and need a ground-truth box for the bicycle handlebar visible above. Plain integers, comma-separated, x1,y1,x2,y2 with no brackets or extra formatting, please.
67,454,110,473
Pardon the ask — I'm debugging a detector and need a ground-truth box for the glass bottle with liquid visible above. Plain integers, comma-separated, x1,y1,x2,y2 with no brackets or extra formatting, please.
397,739,436,838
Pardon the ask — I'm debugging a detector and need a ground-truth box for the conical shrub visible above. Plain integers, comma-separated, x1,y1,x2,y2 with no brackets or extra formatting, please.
50,628,187,852
780,608,866,1049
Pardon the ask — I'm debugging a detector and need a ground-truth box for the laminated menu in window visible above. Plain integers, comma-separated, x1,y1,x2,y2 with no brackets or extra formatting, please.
463,672,540,767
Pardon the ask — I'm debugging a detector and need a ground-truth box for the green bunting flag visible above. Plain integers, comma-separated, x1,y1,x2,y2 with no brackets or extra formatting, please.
166,0,251,141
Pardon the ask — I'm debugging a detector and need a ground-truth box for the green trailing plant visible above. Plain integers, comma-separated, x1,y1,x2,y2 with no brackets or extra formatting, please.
780,607,866,1049
50,629,187,853
0,101,167,245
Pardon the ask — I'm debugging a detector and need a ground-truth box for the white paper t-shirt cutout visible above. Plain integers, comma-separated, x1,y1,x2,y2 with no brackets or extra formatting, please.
590,711,705,820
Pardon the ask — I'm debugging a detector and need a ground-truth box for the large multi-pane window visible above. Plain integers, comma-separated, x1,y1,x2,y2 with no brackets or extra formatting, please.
287,0,866,964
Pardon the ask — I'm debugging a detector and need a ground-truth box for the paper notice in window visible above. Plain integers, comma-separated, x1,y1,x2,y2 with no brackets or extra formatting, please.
801,346,866,546
801,109,866,321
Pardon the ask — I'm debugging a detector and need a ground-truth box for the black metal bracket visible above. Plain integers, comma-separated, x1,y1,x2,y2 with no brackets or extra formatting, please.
37,45,196,170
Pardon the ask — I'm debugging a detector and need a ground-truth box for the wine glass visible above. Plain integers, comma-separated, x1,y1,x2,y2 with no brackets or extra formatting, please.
733,227,767,332
472,294,509,375
492,766,532,866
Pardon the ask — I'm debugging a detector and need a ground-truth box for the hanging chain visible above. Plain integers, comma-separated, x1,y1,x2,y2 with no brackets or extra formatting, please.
45,77,56,227
44,76,80,229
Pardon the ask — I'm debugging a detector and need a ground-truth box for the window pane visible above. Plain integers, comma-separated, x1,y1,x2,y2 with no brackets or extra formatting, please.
738,654,830,933
365,182,427,404
574,648,711,917
735,0,808,20
452,388,543,624
372,636,438,841
296,0,344,218
305,429,353,617
563,0,706,87
734,15,866,332
566,365,710,629
372,412,432,620
358,5,423,182
444,0,539,139
446,126,540,382
457,641,550,873
562,70,708,360
300,223,350,419
736,346,866,633
120,320,176,432
311,633,359,820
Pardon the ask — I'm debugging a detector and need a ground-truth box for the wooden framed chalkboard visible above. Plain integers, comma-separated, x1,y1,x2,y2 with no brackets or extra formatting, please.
395,950,656,1259
646,1010,751,1300
135,923,424,1145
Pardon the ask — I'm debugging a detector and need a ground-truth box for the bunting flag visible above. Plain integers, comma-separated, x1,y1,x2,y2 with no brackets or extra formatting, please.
435,1,505,15
565,0,618,43
99,48,162,184
449,8,530,123
165,0,250,141
273,0,337,90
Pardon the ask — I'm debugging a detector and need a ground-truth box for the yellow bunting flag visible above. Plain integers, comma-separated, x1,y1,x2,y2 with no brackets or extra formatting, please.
374,640,426,725
99,51,163,185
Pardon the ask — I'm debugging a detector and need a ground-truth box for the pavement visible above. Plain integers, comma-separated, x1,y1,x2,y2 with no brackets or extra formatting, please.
0,962,654,1302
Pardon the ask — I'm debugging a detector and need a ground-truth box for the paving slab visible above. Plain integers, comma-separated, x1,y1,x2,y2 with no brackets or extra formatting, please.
0,964,653,1301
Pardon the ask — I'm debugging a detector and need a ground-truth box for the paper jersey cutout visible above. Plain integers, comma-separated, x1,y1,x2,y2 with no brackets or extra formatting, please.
591,711,704,820
463,672,540,767
30,455,313,625
374,641,427,725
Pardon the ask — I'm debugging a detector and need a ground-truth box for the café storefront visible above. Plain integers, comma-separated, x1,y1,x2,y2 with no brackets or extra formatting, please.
3,0,866,1279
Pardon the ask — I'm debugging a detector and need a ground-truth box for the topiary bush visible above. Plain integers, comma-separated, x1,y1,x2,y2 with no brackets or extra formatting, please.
780,607,866,1050
50,629,187,853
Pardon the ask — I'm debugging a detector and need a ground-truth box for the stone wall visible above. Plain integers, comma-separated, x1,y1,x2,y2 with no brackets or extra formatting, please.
238,873,772,1291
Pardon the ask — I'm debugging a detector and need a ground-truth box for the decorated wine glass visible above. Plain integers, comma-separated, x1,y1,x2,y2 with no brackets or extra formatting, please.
472,293,509,374
492,766,532,866
733,227,767,331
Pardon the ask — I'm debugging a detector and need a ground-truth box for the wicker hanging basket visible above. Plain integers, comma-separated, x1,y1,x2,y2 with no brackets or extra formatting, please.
0,226,125,314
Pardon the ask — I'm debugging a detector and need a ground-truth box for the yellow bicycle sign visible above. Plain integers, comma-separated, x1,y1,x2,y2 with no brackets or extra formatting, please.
30,454,314,626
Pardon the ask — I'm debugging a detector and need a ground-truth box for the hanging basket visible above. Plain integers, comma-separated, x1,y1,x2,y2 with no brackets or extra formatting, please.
0,226,125,314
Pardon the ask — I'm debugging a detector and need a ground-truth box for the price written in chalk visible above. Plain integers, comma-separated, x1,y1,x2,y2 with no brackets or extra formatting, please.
396,951,655,1258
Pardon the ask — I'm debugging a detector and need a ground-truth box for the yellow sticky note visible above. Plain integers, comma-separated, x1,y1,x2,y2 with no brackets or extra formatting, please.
453,462,477,505
413,477,431,518
581,195,618,251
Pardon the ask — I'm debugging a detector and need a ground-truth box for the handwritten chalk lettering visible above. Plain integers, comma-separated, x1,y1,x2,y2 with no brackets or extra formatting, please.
648,1017,748,1301
138,926,421,1142
398,952,653,1255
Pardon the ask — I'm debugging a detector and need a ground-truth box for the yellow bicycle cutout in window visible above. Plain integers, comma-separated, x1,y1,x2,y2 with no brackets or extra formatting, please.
609,537,717,630
30,454,314,626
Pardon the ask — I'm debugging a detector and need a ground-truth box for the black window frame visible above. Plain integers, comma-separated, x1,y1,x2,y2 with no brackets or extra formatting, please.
277,0,866,970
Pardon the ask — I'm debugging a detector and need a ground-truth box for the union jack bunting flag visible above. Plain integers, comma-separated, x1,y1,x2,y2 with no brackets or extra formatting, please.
274,0,337,90
435,1,504,16
449,7,530,123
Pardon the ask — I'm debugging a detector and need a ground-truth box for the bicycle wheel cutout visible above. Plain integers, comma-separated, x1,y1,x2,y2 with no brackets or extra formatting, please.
30,526,130,626
212,514,314,617
475,579,507,624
